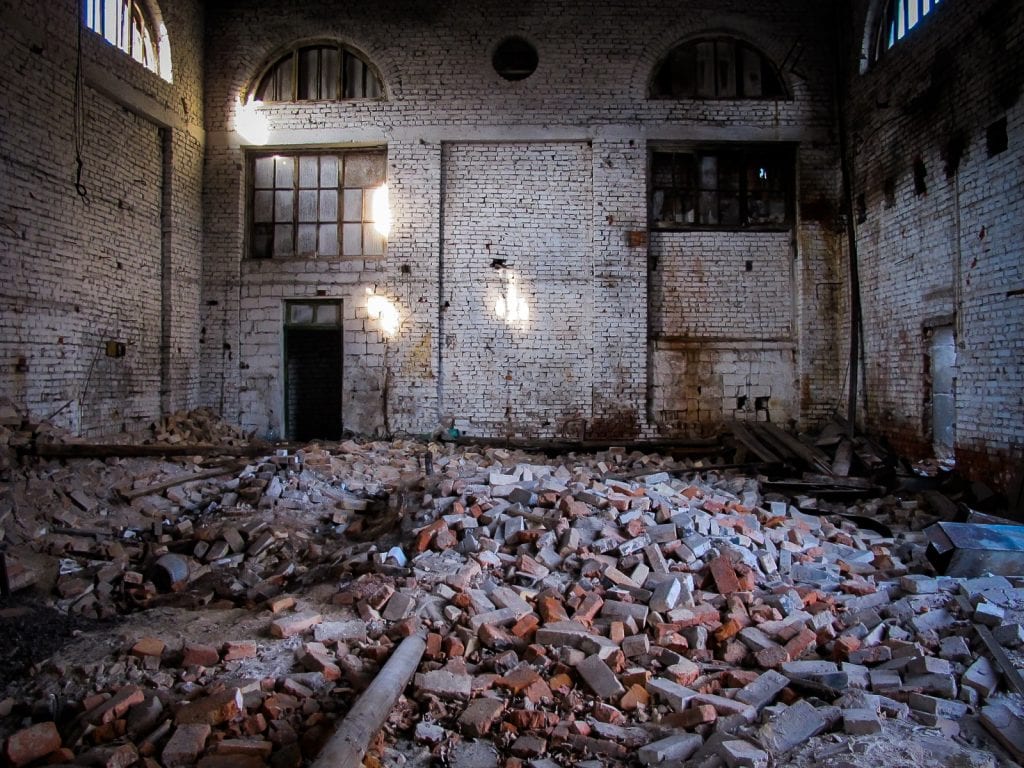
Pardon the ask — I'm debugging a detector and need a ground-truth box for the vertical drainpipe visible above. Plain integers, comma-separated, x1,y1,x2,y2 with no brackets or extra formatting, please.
834,0,864,436
436,144,446,424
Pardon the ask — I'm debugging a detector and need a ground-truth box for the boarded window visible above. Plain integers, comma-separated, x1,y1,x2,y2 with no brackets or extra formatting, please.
650,147,793,229
254,44,383,102
651,38,785,99
250,150,386,259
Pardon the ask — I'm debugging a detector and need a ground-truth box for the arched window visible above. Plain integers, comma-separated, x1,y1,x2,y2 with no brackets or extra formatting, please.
872,0,943,61
651,38,786,99
254,44,383,102
84,0,172,81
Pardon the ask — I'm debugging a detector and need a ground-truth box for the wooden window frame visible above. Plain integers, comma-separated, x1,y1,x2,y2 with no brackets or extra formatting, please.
254,44,384,103
649,145,795,231
249,149,387,260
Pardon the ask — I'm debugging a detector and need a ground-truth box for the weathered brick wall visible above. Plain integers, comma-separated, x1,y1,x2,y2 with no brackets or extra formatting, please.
201,0,841,441
0,0,204,436
846,0,1024,487
441,142,595,440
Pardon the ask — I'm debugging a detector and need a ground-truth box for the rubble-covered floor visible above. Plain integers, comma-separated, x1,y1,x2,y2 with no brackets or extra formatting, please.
0,408,1022,768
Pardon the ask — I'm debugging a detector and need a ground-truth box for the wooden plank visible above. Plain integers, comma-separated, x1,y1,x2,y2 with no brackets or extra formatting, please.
730,423,782,464
119,463,245,501
832,439,853,476
758,423,834,475
975,624,1024,696
802,473,875,489
29,443,266,459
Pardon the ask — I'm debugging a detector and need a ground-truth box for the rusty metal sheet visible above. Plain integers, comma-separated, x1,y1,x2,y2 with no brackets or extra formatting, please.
925,522,1024,577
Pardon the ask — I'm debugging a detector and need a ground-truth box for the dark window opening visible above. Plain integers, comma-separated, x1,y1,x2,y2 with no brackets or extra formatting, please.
651,38,786,99
883,177,896,208
650,146,794,229
987,117,1008,157
913,157,928,195
493,37,538,81
250,150,387,259
255,44,383,102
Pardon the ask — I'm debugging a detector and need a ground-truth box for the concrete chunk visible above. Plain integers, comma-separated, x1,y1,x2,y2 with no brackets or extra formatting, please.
719,739,769,768
843,708,882,735
576,654,625,700
646,677,698,712
637,733,702,765
962,656,998,698
757,700,828,754
735,670,789,711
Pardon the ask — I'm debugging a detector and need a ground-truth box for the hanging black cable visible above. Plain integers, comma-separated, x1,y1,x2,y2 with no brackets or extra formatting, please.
73,2,90,203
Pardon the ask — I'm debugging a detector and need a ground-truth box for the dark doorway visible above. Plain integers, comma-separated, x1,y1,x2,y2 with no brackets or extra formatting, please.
284,301,342,441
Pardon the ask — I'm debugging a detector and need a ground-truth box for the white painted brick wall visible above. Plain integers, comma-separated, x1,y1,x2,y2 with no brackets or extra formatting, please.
0,0,204,436
846,0,1024,481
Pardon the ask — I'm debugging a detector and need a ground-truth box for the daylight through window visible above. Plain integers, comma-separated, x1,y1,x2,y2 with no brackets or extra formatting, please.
250,151,387,259
84,0,170,80
254,44,383,102
874,0,943,60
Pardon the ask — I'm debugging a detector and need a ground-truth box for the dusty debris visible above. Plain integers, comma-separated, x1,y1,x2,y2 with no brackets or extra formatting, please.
0,412,1022,767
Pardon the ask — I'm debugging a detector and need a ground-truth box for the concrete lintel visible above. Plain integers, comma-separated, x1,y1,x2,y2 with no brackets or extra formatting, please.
84,62,204,144
209,128,388,149
647,125,826,144
654,338,796,351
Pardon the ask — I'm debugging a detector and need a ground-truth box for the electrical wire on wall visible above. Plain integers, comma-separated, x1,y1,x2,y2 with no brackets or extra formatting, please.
73,3,90,203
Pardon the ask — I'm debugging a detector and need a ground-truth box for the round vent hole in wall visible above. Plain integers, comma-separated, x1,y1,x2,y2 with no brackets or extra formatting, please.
493,37,538,81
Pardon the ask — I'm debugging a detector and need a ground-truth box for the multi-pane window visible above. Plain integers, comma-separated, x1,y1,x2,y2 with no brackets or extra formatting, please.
255,44,383,102
84,0,168,79
251,151,387,259
650,147,793,229
651,38,786,99
874,0,943,59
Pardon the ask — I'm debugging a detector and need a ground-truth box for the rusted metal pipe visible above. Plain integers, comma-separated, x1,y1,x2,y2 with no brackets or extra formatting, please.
310,631,426,768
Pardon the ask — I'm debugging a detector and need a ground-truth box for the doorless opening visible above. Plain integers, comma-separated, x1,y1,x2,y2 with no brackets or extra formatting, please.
927,324,956,461
284,301,342,441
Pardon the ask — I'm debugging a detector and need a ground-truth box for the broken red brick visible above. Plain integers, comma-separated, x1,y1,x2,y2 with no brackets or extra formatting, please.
130,637,166,659
269,611,322,639
783,628,818,660
175,689,245,726
86,685,145,725
182,644,221,668
4,722,62,767
222,642,258,661
511,614,540,640
708,557,740,595
458,697,505,737
619,684,650,710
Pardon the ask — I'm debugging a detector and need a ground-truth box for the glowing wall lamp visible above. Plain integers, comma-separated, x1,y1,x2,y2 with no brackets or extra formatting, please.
371,183,391,238
494,278,529,324
235,97,270,146
367,291,400,337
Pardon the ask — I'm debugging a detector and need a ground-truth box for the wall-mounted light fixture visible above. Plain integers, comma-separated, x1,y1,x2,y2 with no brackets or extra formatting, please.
235,97,269,145
494,275,529,324
367,290,400,337
371,184,391,238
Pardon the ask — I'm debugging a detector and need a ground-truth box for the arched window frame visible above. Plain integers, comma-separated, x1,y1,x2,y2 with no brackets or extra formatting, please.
870,0,944,64
83,0,172,81
650,37,788,100
251,42,385,103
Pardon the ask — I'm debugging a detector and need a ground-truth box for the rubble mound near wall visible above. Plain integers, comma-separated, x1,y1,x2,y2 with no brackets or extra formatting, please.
0,419,1020,767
